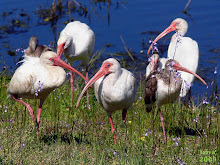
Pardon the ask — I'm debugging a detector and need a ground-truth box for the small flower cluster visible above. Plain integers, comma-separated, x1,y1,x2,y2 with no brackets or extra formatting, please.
138,96,142,100
167,62,182,84
174,71,181,84
64,122,69,128
55,95,60,100
203,129,207,138
172,137,180,146
35,81,43,97
193,118,199,123
16,48,26,54
202,97,209,105
177,158,186,165
66,72,71,76
84,104,91,110
145,129,152,136
175,32,182,43
214,66,217,74
148,56,152,62
149,40,158,54
3,105,8,112
184,81,191,89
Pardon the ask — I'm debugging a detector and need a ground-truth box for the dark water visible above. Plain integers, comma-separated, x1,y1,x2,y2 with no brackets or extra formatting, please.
0,0,219,99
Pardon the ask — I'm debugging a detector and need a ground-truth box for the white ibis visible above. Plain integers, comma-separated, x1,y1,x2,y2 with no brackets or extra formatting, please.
7,51,87,133
76,58,137,145
145,59,207,142
147,18,199,97
146,53,167,78
57,21,95,106
25,36,53,57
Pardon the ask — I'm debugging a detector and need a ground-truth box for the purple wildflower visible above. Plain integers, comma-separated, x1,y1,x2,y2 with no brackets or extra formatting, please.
203,130,207,138
184,81,191,89
193,118,198,123
4,105,8,112
145,129,152,136
85,104,91,110
149,40,159,53
66,72,71,76
214,67,217,74
10,119,14,123
16,47,25,54
65,122,69,128
35,81,43,97
22,143,25,147
148,57,152,62
138,96,142,100
113,151,116,155
172,137,180,146
202,97,209,104
177,159,186,165
175,32,182,43
35,91,39,97
37,81,43,92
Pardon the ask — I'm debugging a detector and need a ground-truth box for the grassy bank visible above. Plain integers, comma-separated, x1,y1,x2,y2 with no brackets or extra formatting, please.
0,69,219,164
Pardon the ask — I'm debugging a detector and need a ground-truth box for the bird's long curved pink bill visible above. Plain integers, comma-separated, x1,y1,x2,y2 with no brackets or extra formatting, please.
50,57,87,81
174,63,207,86
152,58,158,72
76,67,109,108
57,43,65,58
147,22,176,55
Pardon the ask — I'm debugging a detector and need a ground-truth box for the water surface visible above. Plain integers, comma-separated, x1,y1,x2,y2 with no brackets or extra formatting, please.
0,0,219,98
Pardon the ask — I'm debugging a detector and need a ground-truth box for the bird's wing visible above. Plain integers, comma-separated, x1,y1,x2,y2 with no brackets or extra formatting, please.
145,71,158,112
7,64,36,96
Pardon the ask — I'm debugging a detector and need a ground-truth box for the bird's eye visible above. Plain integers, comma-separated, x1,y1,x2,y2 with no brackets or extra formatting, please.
107,64,111,67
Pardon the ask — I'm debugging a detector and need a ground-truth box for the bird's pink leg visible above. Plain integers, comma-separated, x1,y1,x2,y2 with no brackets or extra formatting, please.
70,71,74,107
122,109,127,123
178,96,181,107
13,96,35,122
109,116,116,145
36,99,45,135
86,66,89,104
159,110,167,143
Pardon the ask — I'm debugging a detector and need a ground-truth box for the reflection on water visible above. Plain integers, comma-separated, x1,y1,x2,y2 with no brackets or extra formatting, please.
0,0,219,98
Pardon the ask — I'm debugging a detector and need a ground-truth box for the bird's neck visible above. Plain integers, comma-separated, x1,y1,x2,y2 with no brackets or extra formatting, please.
171,29,186,42
106,69,123,85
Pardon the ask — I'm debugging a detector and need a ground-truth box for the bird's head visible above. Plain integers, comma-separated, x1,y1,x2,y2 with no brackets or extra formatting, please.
76,58,121,108
171,18,188,35
147,18,188,55
150,54,159,72
165,59,207,86
57,34,72,58
40,51,87,81
28,36,38,52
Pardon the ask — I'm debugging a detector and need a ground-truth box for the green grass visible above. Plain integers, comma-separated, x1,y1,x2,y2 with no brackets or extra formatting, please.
0,71,219,164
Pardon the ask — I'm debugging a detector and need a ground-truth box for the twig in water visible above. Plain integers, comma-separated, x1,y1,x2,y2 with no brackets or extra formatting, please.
73,0,81,7
120,35,135,63
183,0,191,13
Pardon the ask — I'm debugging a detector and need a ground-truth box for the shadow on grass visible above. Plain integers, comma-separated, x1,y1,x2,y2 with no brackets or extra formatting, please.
169,126,202,136
40,132,91,145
